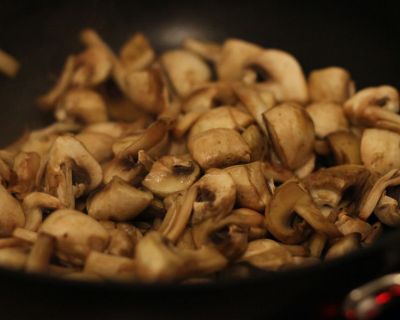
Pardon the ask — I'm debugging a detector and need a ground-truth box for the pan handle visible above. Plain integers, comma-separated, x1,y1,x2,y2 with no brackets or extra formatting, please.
342,273,400,319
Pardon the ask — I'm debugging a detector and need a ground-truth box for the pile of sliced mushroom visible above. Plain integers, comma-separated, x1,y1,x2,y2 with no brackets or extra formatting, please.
0,29,399,283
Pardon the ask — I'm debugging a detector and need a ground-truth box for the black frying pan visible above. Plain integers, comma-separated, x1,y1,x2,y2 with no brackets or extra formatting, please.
1,1,400,319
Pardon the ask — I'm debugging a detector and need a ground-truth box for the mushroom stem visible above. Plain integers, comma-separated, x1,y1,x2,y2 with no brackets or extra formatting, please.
26,233,55,273
13,228,38,243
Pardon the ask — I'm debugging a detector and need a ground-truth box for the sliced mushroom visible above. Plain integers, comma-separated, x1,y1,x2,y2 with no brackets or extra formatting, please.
142,155,200,197
216,38,263,81
75,131,114,163
238,239,293,271
183,37,222,63
25,233,55,273
225,161,272,211
87,176,153,221
364,222,383,245
135,231,228,283
242,49,308,103
327,131,361,165
263,103,315,170
0,184,25,237
361,128,400,174
344,86,400,132
325,233,361,260
0,248,28,270
188,128,251,170
23,192,63,231
306,102,349,139
161,49,211,97
0,49,20,78
308,67,355,103
192,169,236,224
265,180,341,244
83,119,149,139
55,89,108,124
39,209,110,265
335,212,372,240
44,135,103,208
120,32,155,72
241,125,266,161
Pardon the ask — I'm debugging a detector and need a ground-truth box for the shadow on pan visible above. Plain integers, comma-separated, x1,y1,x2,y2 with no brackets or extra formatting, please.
0,1,400,319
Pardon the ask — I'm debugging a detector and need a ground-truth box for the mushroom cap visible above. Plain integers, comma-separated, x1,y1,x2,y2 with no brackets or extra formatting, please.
263,103,315,170
39,209,110,263
188,128,251,170
327,131,362,165
306,102,349,139
361,128,400,175
142,155,200,197
308,67,355,103
161,49,211,97
120,32,155,72
87,176,153,221
75,131,114,163
0,184,25,237
192,169,236,224
243,49,308,103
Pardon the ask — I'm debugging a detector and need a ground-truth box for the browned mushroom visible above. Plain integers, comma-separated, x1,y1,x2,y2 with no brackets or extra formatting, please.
0,247,28,270
119,32,155,72
75,131,114,163
326,131,362,165
335,212,372,240
183,37,222,63
325,233,361,260
0,49,20,78
0,184,25,237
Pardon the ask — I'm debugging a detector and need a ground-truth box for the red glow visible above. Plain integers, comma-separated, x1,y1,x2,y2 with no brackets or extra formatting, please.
375,292,392,305
345,309,356,320
321,304,337,318
390,285,400,296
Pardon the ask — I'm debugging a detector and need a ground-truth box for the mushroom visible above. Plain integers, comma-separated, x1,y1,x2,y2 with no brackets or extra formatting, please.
263,103,315,170
22,192,63,231
39,209,110,265
265,180,341,244
84,251,136,281
192,169,236,224
0,184,25,237
83,119,150,139
173,111,205,139
225,161,272,211
135,231,228,283
308,67,355,103
188,128,251,170
0,248,28,270
325,233,361,260
335,212,372,240
306,102,349,139
238,239,293,271
0,152,12,185
55,89,108,124
326,131,362,165
75,131,114,163
87,176,153,221
25,233,55,273
0,49,20,78
241,125,267,161
183,37,222,63
361,128,400,174
188,106,254,144
106,228,135,258
142,155,200,197
364,222,383,245
119,32,155,72
294,154,316,179
216,38,263,81
160,49,211,97
344,86,400,132
242,49,308,103
44,135,103,208
359,169,400,226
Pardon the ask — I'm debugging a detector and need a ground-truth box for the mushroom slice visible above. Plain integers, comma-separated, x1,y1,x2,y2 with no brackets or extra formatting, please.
183,38,222,62
344,86,400,132
142,155,200,197
23,192,63,231
75,132,114,163
55,89,108,124
84,251,136,281
39,209,110,265
192,169,236,224
335,212,372,240
327,131,361,165
44,136,103,208
306,102,349,139
262,161,295,183
225,162,272,211
361,128,400,174
0,49,20,78
263,103,315,170
120,32,155,72
8,152,41,198
325,233,361,260
265,180,341,244
0,248,28,270
173,111,205,139
243,49,308,103
188,106,254,144
26,233,55,273
359,169,400,225
106,228,135,257
364,222,383,245
0,184,25,237
238,239,293,271
83,119,150,139
241,125,266,161
216,38,263,81
87,176,153,221
308,67,355,103
135,231,228,283
188,128,251,170
294,154,316,179
160,49,211,97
